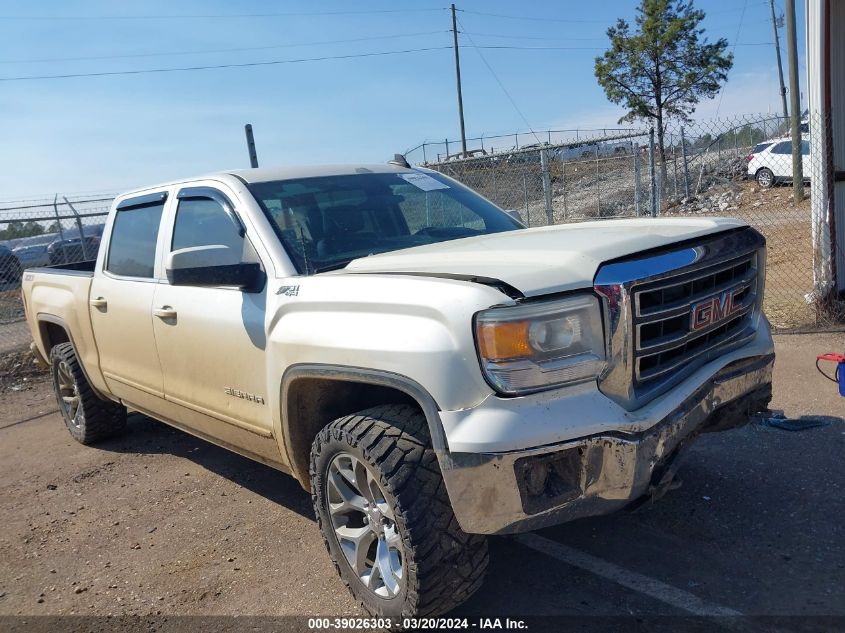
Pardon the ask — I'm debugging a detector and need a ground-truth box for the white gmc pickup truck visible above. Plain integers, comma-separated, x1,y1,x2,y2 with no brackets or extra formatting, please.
22,162,774,617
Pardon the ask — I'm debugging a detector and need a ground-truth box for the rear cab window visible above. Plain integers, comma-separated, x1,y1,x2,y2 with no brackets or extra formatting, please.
105,193,167,278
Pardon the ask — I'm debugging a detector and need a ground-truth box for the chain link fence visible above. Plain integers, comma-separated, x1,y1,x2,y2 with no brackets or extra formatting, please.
0,195,113,355
0,112,842,365
418,112,843,332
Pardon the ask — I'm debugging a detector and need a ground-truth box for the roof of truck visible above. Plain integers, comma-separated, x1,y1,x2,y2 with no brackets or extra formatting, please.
226,163,415,183
115,163,420,200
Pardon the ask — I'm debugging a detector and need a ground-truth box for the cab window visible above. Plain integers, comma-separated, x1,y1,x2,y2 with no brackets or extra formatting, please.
172,197,245,254
106,201,165,278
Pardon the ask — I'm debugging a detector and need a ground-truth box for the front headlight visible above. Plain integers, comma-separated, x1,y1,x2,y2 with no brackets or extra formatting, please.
475,294,606,395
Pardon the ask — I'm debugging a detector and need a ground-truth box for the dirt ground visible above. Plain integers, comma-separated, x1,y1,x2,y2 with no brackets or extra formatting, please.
0,333,843,630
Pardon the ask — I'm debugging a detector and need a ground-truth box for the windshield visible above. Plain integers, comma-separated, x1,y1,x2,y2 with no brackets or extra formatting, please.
248,171,521,273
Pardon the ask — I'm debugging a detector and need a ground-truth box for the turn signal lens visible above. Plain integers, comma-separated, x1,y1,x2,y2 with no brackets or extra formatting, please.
477,321,531,360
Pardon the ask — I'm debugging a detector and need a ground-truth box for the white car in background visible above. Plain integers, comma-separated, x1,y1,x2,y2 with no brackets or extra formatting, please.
747,137,810,188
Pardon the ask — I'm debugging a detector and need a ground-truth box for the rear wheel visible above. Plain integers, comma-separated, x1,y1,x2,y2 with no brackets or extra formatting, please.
50,342,126,444
756,167,775,188
310,404,488,618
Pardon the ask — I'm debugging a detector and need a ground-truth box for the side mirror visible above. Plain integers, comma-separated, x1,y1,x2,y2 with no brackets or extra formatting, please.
505,209,526,226
166,245,262,290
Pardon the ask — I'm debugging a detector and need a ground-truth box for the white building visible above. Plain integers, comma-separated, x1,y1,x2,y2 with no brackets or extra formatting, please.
805,0,844,303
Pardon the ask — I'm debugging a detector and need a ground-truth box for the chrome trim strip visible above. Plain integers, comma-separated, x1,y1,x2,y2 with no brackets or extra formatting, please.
635,299,755,353
637,325,756,381
634,266,757,320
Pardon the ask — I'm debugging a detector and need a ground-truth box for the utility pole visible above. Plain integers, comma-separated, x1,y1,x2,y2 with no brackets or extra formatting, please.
769,0,788,120
450,4,467,158
784,0,803,201
244,123,259,168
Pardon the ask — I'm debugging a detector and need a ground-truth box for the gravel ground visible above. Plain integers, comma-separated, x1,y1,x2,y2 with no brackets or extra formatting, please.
0,333,843,631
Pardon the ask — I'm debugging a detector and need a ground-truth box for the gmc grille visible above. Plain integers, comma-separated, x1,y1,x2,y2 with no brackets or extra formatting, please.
633,252,758,384
594,227,766,411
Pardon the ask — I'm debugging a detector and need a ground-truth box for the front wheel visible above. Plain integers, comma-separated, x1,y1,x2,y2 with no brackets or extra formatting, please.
756,167,775,188
310,404,488,618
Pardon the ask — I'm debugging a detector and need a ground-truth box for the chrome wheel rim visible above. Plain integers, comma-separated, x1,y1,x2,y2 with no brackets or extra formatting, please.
327,452,403,598
56,361,82,428
758,170,773,187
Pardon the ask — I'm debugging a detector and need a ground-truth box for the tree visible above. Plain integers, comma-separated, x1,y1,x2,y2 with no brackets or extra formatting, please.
0,220,48,240
595,0,733,184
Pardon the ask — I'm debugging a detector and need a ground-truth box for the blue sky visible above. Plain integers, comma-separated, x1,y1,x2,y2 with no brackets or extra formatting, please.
0,0,805,198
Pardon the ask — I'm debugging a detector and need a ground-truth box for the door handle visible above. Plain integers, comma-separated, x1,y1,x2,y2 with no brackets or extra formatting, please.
153,306,178,319
89,297,107,309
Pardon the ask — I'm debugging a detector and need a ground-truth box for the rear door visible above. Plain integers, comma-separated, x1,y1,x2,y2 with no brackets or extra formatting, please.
151,185,276,449
89,192,168,405
768,141,792,178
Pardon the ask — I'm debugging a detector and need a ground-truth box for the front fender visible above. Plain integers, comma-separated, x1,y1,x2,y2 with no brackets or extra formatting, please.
267,274,509,412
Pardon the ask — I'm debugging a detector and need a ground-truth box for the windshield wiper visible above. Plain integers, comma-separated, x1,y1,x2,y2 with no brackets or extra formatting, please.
312,260,352,273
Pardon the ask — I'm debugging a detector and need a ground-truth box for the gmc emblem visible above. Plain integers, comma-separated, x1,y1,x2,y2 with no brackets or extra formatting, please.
690,287,744,331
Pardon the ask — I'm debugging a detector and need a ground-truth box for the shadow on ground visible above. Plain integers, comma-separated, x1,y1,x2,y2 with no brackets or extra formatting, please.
98,412,315,522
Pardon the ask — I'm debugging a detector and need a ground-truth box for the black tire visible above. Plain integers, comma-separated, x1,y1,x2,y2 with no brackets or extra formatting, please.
310,404,488,618
756,167,775,188
50,342,127,445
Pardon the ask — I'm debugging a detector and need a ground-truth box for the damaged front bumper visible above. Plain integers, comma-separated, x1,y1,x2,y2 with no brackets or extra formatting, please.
439,352,774,535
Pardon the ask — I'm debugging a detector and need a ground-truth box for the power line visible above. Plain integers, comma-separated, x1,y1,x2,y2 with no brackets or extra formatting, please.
461,32,608,42
0,31,448,64
456,17,541,145
461,2,767,22
0,8,447,20
716,0,750,116
459,9,606,23
467,43,773,51
0,47,452,82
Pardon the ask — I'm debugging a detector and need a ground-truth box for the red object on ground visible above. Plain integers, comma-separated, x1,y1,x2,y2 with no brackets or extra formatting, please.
817,353,845,363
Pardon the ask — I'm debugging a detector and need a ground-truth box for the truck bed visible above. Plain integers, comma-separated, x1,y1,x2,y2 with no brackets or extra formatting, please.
22,263,102,388
26,259,96,276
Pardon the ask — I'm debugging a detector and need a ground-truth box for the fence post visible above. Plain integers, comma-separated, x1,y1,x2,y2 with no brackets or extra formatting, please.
634,143,641,215
540,149,554,225
561,160,567,222
514,133,519,150
445,138,450,159
648,128,658,217
52,195,67,243
522,172,530,227
680,126,690,200
422,143,427,164
62,196,91,261
672,148,678,200
734,128,739,157
595,145,601,216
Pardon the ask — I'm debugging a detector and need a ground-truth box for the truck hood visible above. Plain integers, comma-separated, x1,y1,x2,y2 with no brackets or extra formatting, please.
343,217,746,297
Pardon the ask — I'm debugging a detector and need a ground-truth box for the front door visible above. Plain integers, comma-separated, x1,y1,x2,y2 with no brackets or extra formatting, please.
151,186,277,458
